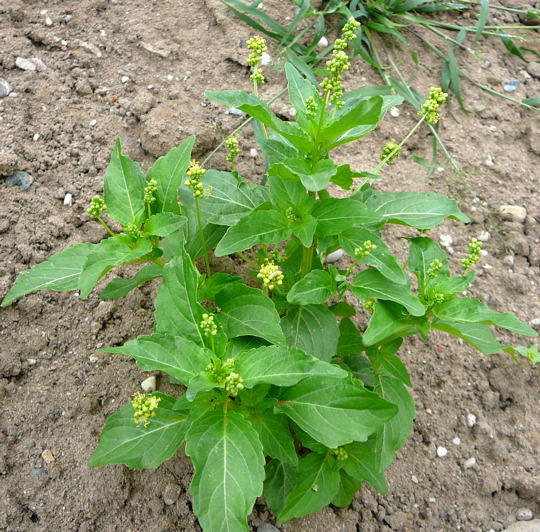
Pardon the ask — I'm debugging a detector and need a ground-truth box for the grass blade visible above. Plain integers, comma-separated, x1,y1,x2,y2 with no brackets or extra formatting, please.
473,0,489,43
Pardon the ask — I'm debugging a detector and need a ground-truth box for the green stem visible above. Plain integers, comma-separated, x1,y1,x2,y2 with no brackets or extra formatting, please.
194,196,211,277
97,216,116,237
153,258,166,267
210,335,215,354
300,244,315,277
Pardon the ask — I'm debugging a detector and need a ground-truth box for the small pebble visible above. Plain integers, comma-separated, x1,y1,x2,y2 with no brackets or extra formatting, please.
162,483,181,506
499,205,527,223
64,13,74,23
503,255,515,266
33,133,40,141
0,77,12,98
141,375,156,393
41,449,55,464
121,75,131,83
27,358,37,365
228,107,245,117
88,355,99,363
63,193,73,206
44,16,53,26
478,231,490,242
516,508,533,522
482,60,491,68
16,57,37,71
390,107,400,117
503,79,521,92
463,457,476,469
326,249,344,264
411,475,419,484
166,74,174,81
466,412,477,427
439,234,453,248
317,36,329,49
260,52,272,66
249,148,258,158
436,446,448,457
452,437,461,446
480,249,488,257
484,155,494,167
89,119,97,126
6,171,34,191
530,318,540,328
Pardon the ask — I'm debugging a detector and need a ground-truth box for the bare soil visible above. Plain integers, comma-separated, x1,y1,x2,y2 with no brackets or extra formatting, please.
0,1,539,531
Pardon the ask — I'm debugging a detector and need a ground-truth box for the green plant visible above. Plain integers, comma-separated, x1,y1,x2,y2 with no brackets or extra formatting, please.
2,26,537,532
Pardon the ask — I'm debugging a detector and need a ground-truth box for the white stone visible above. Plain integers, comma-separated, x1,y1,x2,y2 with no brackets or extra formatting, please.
249,148,258,158
121,75,130,83
484,155,494,166
516,508,533,522
317,36,329,49
166,74,174,81
439,234,453,248
499,205,527,223
452,437,461,445
260,52,272,66
390,107,400,117
480,249,488,257
411,475,419,483
463,457,476,469
33,133,40,141
483,263,493,270
478,231,490,242
326,249,344,264
16,57,37,71
141,375,157,393
27,358,37,365
466,412,477,427
89,119,97,126
63,193,73,206
436,446,448,457
89,355,99,363
45,16,53,26
530,318,540,327
503,255,515,266
79,40,102,58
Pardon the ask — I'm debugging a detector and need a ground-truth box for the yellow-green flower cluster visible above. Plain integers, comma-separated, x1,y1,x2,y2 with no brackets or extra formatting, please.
144,178,158,205
421,87,448,124
246,36,267,86
185,160,211,198
461,238,482,271
380,139,401,164
200,312,218,337
285,206,300,222
226,136,239,164
363,299,375,313
224,372,244,397
320,18,360,107
354,240,377,259
305,96,318,117
87,195,106,218
331,447,349,461
206,358,244,397
257,260,284,291
427,259,443,278
124,222,143,239
131,392,161,427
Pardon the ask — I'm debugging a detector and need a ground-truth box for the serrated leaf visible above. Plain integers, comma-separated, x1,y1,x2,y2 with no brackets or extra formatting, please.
313,198,382,237
281,304,339,362
144,212,187,236
100,334,212,385
215,209,291,256
250,412,298,466
198,170,270,226
88,393,188,469
366,191,469,230
154,247,206,346
100,263,162,300
235,345,346,389
1,243,95,306
185,408,265,532
343,442,388,494
351,269,425,316
215,283,285,345
146,136,195,214
277,453,340,523
340,227,408,285
275,376,398,448
79,236,152,299
287,269,335,305
433,297,536,337
263,459,297,516
103,139,147,225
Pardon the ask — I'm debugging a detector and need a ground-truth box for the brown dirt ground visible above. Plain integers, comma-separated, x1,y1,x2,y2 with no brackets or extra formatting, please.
0,1,539,531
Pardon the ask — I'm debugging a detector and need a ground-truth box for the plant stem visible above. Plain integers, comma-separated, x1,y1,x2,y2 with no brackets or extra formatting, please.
210,335,215,354
300,244,314,277
194,197,211,277
97,216,116,237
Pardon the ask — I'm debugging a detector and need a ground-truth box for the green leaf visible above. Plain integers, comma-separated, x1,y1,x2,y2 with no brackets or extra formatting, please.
275,376,398,448
329,301,356,318
259,139,301,168
372,348,411,387
144,212,187,236
432,297,537,337
215,283,285,345
407,236,449,287
277,453,340,523
88,393,188,469
146,136,195,214
235,345,346,389
343,442,388,494
79,236,152,299
154,247,206,346
1,243,95,306
263,459,297,516
340,228,408,285
198,170,270,226
373,375,415,471
321,96,383,145
100,334,212,385
103,139,147,225
431,320,506,355
337,318,364,358
284,62,320,117
198,272,243,301
313,198,382,237
291,214,318,247
351,269,426,316
250,412,298,466
332,470,362,507
269,176,311,212
331,164,364,190
100,263,162,300
185,408,265,532
281,305,339,362
431,272,475,296
366,191,469,230
215,209,291,256
363,301,427,347
287,269,335,305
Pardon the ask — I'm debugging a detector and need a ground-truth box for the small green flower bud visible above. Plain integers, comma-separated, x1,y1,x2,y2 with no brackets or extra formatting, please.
224,372,244,397
124,223,143,239
363,299,375,313
420,87,448,123
354,240,377,259
226,136,240,164
185,160,212,198
380,139,401,164
200,312,218,337
427,259,443,278
331,447,349,461
305,96,318,117
257,260,284,291
144,178,158,205
131,392,161,427
461,237,482,271
87,195,106,218
250,67,265,86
